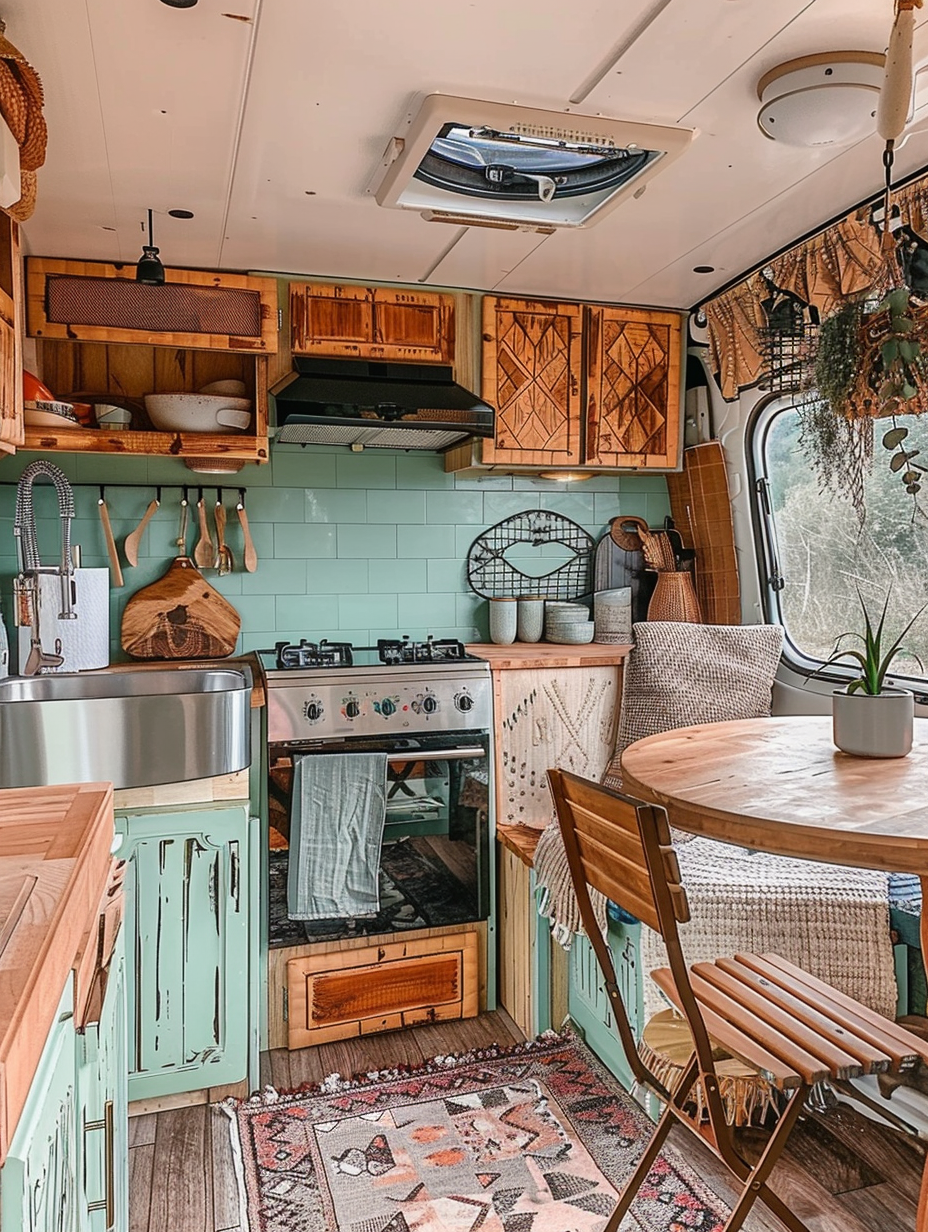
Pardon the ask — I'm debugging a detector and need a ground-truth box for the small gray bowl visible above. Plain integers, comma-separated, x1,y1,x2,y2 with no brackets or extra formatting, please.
547,620,595,644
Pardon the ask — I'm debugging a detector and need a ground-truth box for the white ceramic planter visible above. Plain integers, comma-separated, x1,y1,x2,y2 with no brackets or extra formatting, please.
832,686,915,758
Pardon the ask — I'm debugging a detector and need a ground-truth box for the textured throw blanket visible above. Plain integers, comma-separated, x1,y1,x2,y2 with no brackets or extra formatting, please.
287,752,387,920
532,621,898,1017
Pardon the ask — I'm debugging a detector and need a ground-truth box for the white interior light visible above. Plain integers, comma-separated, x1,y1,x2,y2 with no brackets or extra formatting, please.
370,95,694,229
757,52,886,147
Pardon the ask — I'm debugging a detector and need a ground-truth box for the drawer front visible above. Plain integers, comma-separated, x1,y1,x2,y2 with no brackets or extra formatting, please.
286,931,478,1049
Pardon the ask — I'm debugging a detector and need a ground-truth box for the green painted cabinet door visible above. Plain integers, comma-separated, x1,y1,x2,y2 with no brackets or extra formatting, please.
76,930,128,1232
1,984,79,1232
117,805,249,1100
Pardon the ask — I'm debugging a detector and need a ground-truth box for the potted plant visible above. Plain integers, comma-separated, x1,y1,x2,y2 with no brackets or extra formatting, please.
826,589,925,758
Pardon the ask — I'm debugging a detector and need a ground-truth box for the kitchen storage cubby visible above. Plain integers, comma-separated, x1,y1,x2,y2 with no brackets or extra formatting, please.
24,258,277,465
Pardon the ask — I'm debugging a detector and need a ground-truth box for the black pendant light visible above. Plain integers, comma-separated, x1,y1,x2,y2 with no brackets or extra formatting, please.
136,209,165,285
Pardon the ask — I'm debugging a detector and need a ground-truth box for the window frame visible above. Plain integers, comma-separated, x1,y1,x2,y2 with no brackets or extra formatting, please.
747,392,928,698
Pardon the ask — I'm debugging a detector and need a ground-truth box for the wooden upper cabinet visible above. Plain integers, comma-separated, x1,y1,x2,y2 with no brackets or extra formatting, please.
26,259,279,353
481,296,583,467
290,282,454,363
585,305,683,468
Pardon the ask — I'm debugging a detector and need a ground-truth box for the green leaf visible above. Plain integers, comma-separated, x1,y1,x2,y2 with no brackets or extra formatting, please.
900,340,919,362
891,451,910,471
896,318,916,333
888,287,910,313
883,427,908,448
882,340,900,364
902,382,918,399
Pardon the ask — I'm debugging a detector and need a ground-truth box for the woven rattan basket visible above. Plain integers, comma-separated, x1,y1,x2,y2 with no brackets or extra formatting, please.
646,570,702,622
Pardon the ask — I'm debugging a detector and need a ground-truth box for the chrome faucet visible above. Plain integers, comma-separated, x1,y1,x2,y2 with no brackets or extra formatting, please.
13,462,77,674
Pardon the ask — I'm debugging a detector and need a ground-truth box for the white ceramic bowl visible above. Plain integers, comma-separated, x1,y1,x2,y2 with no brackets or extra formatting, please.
144,393,253,434
198,379,247,397
546,620,595,645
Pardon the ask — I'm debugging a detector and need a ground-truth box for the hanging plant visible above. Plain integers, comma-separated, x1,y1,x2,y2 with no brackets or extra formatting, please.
802,284,928,521
812,300,863,415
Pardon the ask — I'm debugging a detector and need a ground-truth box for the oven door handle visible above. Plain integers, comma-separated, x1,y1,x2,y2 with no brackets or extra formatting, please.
388,747,486,763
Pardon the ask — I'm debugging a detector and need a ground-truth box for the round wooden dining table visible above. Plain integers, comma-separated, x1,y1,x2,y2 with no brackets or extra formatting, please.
620,713,928,1231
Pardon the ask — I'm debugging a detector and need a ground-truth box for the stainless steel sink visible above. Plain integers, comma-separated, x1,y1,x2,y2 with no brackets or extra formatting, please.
0,667,252,790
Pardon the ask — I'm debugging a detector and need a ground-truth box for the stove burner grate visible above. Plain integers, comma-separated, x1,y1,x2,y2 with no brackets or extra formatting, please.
274,639,354,670
377,637,467,665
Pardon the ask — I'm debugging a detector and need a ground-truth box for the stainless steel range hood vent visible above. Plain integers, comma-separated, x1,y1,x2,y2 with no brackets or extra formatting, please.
272,357,494,450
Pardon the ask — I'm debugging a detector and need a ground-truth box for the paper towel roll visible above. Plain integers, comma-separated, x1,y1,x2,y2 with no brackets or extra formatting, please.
17,568,110,672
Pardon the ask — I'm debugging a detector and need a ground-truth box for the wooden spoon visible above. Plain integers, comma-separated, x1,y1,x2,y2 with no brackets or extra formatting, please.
124,497,160,566
97,491,124,588
194,496,215,569
236,495,257,573
214,500,233,576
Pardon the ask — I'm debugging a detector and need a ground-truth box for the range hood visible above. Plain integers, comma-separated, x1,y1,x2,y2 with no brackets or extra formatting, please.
273,357,495,450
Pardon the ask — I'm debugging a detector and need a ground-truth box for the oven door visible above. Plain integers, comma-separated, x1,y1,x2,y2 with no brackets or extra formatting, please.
268,731,491,945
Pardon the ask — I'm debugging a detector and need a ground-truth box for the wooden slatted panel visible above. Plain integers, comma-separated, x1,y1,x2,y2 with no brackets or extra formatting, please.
691,962,880,1077
554,773,689,929
712,957,918,1071
666,442,740,624
747,953,928,1066
650,967,804,1089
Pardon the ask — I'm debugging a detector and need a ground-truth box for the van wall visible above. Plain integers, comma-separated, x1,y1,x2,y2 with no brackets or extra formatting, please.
0,448,669,661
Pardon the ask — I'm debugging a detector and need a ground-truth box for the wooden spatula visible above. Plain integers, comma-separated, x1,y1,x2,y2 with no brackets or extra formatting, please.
236,492,257,573
124,496,160,567
97,489,124,588
194,495,216,569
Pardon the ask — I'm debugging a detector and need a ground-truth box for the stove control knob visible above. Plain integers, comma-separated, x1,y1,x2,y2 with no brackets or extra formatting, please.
454,690,475,713
422,693,439,715
379,697,396,718
303,697,324,724
345,699,361,719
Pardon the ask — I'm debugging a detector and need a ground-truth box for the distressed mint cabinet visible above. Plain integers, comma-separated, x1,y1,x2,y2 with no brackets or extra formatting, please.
117,804,250,1100
76,932,128,1232
1,985,79,1232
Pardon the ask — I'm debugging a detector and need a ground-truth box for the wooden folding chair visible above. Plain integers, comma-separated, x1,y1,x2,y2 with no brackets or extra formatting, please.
548,767,928,1232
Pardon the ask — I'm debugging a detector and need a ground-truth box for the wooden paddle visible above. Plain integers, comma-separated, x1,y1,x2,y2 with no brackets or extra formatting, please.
124,497,160,567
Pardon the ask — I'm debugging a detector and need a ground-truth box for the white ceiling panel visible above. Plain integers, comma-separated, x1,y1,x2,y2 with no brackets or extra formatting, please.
420,227,551,291
581,0,815,122
6,0,928,311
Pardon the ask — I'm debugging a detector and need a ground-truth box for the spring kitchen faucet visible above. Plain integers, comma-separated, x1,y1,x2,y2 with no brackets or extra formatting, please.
13,460,77,673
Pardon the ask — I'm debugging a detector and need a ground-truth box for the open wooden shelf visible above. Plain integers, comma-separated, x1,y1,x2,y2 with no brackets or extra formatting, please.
21,424,268,463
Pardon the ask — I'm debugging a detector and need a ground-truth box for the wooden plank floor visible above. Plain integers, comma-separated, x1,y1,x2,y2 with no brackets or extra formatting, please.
128,1012,926,1232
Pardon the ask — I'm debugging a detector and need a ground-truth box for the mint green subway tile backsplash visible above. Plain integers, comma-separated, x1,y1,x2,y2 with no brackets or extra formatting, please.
0,446,670,663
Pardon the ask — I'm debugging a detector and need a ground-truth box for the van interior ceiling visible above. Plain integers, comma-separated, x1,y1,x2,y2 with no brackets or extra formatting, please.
4,4,928,1232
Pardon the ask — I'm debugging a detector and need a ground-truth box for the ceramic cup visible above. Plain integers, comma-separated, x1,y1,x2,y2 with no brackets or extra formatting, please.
593,587,632,644
516,596,545,643
488,597,518,645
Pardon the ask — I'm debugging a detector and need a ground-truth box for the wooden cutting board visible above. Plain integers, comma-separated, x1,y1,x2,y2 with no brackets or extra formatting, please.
121,557,241,659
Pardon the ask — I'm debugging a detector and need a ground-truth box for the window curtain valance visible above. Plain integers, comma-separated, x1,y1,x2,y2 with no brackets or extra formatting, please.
703,175,928,401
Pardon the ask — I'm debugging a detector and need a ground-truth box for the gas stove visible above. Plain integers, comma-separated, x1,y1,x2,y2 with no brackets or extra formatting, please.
261,636,492,744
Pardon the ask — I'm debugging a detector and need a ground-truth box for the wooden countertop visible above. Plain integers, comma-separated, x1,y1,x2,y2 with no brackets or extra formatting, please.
86,651,266,708
467,643,632,670
496,823,543,867
0,783,114,1162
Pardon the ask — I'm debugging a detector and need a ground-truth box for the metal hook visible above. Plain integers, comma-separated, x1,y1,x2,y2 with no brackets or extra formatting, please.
98,485,105,505
156,485,162,503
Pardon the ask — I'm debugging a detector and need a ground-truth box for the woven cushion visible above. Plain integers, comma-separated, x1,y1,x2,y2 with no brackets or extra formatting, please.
603,621,783,792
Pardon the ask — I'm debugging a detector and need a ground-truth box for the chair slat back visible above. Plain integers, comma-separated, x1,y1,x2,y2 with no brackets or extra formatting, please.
548,770,690,935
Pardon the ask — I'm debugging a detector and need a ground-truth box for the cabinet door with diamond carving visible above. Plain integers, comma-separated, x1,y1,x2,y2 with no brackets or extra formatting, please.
585,305,683,468
482,297,583,466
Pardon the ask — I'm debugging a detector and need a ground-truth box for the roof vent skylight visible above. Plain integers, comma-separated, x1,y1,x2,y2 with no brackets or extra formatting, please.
370,95,694,229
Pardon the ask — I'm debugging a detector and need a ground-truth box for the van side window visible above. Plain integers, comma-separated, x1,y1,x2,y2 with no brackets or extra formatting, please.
751,396,928,684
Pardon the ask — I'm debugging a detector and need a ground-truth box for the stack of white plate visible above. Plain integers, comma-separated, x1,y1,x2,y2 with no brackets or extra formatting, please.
545,602,594,644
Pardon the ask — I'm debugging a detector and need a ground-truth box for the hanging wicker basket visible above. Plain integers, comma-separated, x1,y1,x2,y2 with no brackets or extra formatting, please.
0,22,46,222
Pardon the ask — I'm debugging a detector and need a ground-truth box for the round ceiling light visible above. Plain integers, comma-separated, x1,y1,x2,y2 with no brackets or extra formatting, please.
757,51,885,147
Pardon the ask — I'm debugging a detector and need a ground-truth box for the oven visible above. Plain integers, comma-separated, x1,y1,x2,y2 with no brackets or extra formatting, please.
262,639,493,952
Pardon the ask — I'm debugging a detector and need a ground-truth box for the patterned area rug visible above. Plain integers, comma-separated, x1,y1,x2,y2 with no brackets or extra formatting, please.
227,1032,728,1231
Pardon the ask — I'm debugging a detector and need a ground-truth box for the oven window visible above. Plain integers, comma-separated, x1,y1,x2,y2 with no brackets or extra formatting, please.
751,395,928,683
268,748,489,947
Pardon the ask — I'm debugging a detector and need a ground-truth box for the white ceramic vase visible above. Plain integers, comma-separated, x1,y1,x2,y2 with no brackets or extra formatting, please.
488,597,518,645
832,686,914,758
